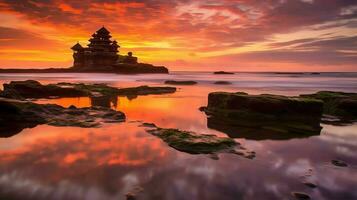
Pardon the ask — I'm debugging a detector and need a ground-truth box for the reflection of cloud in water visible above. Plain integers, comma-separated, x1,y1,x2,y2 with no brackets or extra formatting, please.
0,74,357,199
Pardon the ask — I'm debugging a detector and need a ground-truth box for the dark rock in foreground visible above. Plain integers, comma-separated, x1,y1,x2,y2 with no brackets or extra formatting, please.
214,81,232,85
0,98,125,137
300,91,357,121
213,71,234,75
331,159,348,167
291,192,311,200
201,92,324,136
0,80,176,100
164,80,197,85
1,80,88,99
146,127,255,159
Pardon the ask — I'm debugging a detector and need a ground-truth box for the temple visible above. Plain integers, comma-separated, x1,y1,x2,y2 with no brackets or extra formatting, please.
71,27,139,70
69,27,167,73
0,27,168,74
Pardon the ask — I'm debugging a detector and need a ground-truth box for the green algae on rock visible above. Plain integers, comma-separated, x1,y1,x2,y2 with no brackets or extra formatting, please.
146,127,255,159
0,97,125,137
300,91,357,121
0,80,176,100
164,80,197,85
201,92,324,136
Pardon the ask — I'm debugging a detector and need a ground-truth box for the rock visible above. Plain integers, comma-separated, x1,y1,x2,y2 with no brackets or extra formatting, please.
214,81,232,85
117,85,176,96
0,81,176,100
140,122,157,128
331,159,348,167
126,192,136,200
164,80,197,85
0,97,125,137
303,182,317,188
0,80,87,99
68,105,77,109
112,63,169,74
146,127,255,158
291,192,311,200
300,91,357,121
201,92,324,136
213,71,234,75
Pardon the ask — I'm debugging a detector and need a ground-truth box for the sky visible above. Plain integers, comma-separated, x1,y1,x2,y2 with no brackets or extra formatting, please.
0,0,356,72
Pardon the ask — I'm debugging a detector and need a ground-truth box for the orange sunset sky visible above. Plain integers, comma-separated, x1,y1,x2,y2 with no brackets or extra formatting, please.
0,0,356,71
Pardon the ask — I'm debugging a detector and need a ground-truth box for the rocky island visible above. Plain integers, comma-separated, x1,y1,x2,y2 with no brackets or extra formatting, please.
0,27,169,74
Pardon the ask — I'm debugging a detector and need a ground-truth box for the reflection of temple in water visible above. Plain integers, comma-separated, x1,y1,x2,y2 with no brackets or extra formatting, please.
90,95,118,109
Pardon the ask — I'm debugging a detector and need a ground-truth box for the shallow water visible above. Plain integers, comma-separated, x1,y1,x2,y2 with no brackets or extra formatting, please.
0,72,357,200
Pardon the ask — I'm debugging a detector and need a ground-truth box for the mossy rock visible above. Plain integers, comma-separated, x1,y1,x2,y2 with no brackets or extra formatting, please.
0,98,125,137
148,128,236,154
202,92,324,136
0,80,176,100
300,91,357,120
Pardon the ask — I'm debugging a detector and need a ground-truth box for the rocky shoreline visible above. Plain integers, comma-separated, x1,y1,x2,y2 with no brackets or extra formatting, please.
200,91,357,139
0,80,176,100
0,98,125,137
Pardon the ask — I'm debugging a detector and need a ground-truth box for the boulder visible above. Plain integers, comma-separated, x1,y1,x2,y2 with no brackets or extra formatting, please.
0,80,87,99
201,92,324,135
300,91,357,120
146,127,255,159
0,98,125,137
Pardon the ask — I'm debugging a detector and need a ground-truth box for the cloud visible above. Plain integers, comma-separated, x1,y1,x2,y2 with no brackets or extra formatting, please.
0,0,356,70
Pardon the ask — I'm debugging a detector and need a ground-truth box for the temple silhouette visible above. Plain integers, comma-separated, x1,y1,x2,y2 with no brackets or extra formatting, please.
71,27,139,70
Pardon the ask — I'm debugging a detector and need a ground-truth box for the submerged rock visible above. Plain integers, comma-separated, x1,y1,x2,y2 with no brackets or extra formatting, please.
140,122,157,128
300,91,357,122
331,159,348,167
213,71,234,75
164,80,197,85
0,80,176,100
214,81,232,85
116,85,176,96
201,92,324,137
291,192,311,200
303,182,317,188
146,127,255,158
0,97,125,137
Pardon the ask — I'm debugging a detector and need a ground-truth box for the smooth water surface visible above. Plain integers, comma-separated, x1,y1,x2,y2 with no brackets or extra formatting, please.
0,72,357,200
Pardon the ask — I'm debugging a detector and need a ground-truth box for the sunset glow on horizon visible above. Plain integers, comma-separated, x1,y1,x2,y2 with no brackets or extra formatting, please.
0,0,356,71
